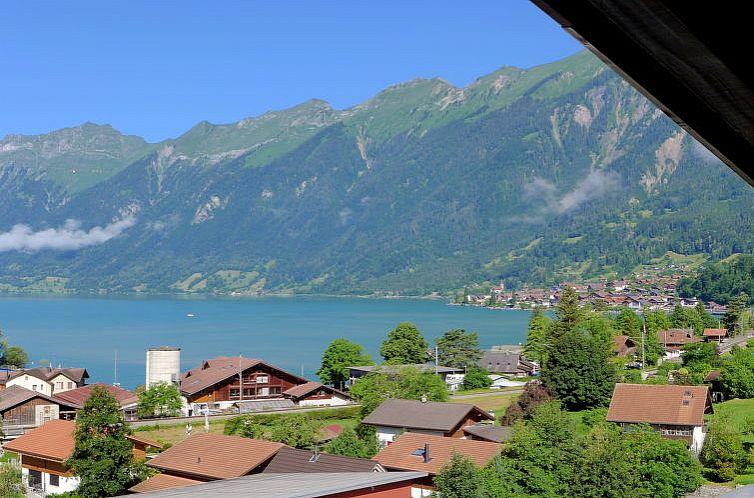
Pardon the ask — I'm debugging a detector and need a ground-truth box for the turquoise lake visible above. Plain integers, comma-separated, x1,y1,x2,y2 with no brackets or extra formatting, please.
0,296,531,390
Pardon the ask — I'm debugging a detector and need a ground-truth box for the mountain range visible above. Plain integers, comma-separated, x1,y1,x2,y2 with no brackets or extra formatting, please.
1,50,753,296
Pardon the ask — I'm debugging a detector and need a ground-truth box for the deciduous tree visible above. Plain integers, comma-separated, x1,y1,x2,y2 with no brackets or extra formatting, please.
462,366,492,390
317,338,373,389
137,382,182,418
433,452,484,498
380,322,428,364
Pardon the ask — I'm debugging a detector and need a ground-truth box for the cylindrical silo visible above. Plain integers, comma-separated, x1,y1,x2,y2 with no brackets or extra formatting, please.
146,346,181,389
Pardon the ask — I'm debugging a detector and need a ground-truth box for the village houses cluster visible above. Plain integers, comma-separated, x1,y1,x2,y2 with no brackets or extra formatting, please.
468,275,729,314
0,332,726,498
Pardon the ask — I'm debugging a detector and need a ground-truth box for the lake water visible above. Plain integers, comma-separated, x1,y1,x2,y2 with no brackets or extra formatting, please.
0,296,531,390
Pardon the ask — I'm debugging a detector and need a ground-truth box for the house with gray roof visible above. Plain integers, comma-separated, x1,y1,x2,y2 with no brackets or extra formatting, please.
361,398,494,446
478,351,538,377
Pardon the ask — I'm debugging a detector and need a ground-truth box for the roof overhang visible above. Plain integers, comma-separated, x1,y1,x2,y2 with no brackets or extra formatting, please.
530,0,754,186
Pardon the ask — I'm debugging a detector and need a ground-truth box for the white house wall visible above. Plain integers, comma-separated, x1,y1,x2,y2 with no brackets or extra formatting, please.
7,375,52,396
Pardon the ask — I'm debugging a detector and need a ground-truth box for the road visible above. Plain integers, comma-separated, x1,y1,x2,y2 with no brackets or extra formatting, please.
717,331,754,353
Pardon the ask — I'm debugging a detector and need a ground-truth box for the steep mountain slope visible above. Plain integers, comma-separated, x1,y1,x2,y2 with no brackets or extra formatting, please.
1,51,752,295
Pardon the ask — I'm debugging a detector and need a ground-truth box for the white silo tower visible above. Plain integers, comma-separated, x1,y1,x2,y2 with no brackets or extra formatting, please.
146,346,181,389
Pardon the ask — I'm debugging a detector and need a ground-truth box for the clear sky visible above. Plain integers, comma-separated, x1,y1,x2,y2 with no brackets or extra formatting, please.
1,1,581,142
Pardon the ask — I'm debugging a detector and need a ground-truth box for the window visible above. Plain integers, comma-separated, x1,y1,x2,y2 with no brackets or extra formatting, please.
49,474,60,487
32,385,37,391
56,382,63,390
256,375,269,384
67,382,73,389
229,388,240,398
243,388,254,396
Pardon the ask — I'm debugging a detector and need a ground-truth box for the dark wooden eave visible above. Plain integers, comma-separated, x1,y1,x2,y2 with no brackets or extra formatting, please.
530,0,754,186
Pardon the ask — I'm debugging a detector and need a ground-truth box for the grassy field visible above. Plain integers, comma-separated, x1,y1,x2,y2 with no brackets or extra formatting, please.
707,399,754,486
449,391,518,415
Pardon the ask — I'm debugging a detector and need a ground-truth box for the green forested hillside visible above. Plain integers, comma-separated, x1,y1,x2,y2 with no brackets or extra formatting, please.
0,51,752,295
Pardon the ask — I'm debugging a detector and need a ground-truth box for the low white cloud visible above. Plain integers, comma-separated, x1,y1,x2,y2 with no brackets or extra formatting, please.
0,217,136,252
515,170,619,222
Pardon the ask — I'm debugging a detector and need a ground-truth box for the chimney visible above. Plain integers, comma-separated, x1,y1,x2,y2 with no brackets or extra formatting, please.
423,443,431,463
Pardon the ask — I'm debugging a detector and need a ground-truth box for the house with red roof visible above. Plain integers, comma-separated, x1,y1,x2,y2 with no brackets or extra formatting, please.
607,383,713,454
3,419,160,495
53,383,140,421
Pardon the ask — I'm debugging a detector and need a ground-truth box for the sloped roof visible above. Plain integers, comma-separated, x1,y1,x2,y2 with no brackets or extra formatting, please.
362,399,493,432
115,472,427,498
282,382,351,400
462,424,514,443
180,357,307,396
703,328,728,337
656,329,701,345
9,367,89,384
129,474,203,493
262,446,383,473
373,432,501,475
606,383,712,426
53,383,138,408
3,419,76,461
146,433,284,480
0,385,80,413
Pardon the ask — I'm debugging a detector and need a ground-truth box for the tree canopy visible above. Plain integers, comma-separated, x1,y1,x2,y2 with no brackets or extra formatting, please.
379,322,429,364
317,338,373,389
66,386,144,497
541,328,617,410
137,382,183,418
348,366,448,417
436,328,483,369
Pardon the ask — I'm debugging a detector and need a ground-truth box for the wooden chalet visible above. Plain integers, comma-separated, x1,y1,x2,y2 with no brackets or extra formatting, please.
0,386,80,437
703,328,728,343
180,357,310,414
607,384,713,455
613,335,638,358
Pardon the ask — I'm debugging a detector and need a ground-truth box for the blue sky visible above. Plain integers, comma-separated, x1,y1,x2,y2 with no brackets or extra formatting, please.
1,1,580,142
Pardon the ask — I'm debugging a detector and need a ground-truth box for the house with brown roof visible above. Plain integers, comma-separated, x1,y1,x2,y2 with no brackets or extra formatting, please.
613,335,638,358
3,367,88,397
703,328,728,343
131,433,284,493
282,381,352,407
657,329,702,355
361,399,494,446
2,419,160,495
372,432,501,497
0,385,80,437
180,357,312,414
606,383,713,454
53,383,140,421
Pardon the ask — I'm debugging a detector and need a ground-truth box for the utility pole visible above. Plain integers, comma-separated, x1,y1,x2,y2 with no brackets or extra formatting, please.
435,346,439,374
641,317,646,368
